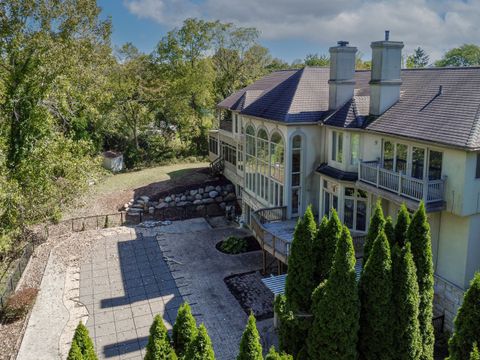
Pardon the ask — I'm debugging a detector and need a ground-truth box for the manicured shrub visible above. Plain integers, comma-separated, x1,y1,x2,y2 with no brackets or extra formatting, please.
186,324,215,360
471,343,480,360
313,212,340,284
69,322,97,360
265,346,293,360
447,273,480,360
2,287,38,323
285,205,317,312
220,236,247,254
407,202,434,360
384,216,395,246
363,200,385,265
145,315,176,360
67,340,84,360
392,243,422,360
395,204,411,247
307,226,359,360
358,231,393,360
237,313,263,360
173,303,198,358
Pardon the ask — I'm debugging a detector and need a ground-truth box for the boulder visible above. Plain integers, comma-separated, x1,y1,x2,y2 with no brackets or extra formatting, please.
190,189,198,196
215,185,222,192
177,201,187,206
209,190,218,198
195,194,202,200
203,193,209,198
193,199,202,205
128,207,143,213
225,184,234,192
205,185,215,192
202,198,214,204
219,202,227,209
132,203,144,209
215,196,223,203
186,195,194,201
140,195,150,202
180,195,187,201
198,188,204,194
175,197,180,203
164,196,172,203
156,202,169,209
148,207,155,214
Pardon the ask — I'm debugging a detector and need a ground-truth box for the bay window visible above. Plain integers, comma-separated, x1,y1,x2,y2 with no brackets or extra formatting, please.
350,134,360,166
332,131,343,163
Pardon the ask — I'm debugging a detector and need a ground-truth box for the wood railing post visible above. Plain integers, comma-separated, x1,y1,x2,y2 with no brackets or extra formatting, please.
398,172,402,195
376,164,380,187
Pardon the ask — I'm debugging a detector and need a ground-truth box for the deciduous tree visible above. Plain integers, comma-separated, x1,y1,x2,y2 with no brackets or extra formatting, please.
435,44,480,67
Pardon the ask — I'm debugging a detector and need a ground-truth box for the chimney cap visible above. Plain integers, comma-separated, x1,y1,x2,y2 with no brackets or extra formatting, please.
385,30,390,41
337,40,349,47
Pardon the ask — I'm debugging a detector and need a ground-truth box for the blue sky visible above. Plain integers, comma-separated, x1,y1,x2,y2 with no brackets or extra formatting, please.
98,0,480,63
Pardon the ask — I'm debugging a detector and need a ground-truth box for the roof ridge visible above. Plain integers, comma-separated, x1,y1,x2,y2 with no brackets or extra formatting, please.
466,102,480,148
285,67,307,121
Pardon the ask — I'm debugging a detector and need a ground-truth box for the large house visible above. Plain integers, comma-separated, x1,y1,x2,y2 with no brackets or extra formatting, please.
208,33,480,330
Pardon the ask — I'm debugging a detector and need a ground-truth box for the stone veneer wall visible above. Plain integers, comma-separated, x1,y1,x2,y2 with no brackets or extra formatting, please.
433,274,465,332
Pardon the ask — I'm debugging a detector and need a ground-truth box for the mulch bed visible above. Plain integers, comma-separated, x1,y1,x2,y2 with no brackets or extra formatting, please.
215,236,261,254
224,270,274,320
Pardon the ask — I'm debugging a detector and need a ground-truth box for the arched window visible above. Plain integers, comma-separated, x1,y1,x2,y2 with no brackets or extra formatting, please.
270,132,285,206
245,125,256,192
291,135,302,216
257,128,269,200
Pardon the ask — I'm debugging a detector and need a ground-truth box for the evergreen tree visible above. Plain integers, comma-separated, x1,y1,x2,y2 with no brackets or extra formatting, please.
406,47,430,68
274,295,308,358
471,343,480,360
67,340,84,360
237,313,263,360
312,215,336,283
407,202,435,360
392,243,422,360
186,324,215,360
359,231,393,360
145,315,177,360
447,273,480,360
70,322,97,360
307,226,360,360
384,216,395,246
173,303,198,358
395,204,411,247
285,205,317,312
363,201,385,265
265,346,293,360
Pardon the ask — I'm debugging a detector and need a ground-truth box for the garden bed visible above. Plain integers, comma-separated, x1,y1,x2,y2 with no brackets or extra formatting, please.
224,270,274,321
215,236,261,255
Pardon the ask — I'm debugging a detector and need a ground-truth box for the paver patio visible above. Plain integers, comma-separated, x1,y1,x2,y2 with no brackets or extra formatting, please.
79,218,271,360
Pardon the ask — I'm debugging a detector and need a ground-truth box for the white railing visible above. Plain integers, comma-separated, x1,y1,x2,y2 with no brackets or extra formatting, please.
358,161,445,204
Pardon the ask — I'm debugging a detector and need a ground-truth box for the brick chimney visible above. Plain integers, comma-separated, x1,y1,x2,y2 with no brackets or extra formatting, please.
369,31,404,116
329,41,357,110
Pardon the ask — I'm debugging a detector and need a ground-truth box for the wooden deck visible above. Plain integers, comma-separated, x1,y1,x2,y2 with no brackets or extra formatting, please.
251,206,366,273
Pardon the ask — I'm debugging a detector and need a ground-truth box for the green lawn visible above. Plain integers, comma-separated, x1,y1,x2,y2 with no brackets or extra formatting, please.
94,161,210,195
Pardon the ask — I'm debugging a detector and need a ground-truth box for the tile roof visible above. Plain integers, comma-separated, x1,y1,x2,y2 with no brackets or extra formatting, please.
218,66,480,150
316,163,358,181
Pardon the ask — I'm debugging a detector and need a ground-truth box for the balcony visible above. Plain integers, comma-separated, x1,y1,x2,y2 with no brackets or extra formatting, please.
358,161,446,209
251,206,366,271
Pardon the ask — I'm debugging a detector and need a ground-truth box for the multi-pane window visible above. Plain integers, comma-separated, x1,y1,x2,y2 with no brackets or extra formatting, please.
395,143,408,174
245,125,256,192
343,188,368,232
221,141,236,165
237,144,244,172
270,132,285,206
209,136,218,154
428,150,443,180
383,141,394,170
257,129,269,201
412,147,425,179
322,180,338,217
332,131,343,163
350,134,360,166
291,135,302,215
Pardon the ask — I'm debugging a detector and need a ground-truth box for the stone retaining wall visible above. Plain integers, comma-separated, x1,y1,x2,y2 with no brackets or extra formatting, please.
434,274,464,332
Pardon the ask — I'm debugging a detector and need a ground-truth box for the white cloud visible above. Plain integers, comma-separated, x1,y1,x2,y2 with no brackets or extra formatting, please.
123,0,480,60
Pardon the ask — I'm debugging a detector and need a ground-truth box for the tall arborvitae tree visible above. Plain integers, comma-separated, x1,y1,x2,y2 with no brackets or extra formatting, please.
285,205,317,312
265,346,293,360
312,215,336,284
237,313,263,360
392,243,422,360
173,303,198,358
186,324,215,360
363,200,385,264
384,216,395,246
471,343,480,360
67,340,84,360
395,204,411,247
407,202,435,360
145,315,177,360
307,226,359,360
359,231,393,360
447,273,480,360
69,322,97,360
